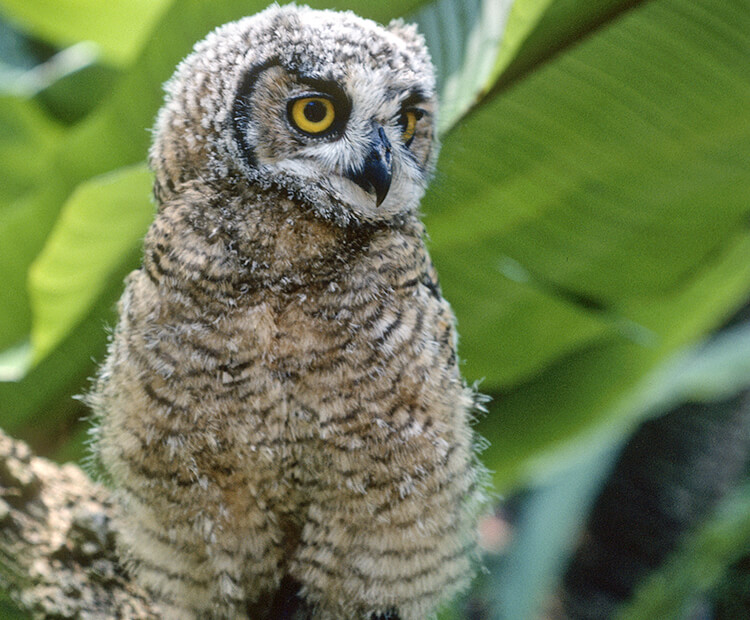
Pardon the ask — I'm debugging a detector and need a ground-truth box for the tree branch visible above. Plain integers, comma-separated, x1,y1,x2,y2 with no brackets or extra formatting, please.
0,428,156,619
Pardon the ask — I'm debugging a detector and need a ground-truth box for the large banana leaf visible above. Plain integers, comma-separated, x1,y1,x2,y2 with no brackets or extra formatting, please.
423,0,750,488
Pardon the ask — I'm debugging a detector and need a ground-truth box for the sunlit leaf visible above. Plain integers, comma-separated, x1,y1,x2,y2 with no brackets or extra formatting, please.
28,164,154,361
489,0,553,80
496,0,643,86
0,0,171,66
0,185,66,352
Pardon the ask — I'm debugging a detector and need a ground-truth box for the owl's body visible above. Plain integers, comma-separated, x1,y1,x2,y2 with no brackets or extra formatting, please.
91,5,484,619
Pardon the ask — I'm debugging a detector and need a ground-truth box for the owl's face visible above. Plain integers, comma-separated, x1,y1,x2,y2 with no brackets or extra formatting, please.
151,5,438,226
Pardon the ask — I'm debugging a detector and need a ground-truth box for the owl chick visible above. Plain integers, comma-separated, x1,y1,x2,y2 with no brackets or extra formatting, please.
90,5,486,619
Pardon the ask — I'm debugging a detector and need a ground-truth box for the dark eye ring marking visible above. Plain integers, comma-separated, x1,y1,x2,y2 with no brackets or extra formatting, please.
232,60,353,168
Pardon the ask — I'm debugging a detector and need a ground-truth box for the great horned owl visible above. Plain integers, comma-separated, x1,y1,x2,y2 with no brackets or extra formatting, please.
90,5,486,619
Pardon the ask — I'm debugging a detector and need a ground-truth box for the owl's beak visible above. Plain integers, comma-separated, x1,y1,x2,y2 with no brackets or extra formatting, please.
346,126,392,206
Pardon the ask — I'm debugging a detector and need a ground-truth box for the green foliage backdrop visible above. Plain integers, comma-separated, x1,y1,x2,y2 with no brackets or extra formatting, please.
1,0,749,617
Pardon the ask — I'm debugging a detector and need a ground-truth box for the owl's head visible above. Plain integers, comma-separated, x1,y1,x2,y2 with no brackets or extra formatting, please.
151,4,438,226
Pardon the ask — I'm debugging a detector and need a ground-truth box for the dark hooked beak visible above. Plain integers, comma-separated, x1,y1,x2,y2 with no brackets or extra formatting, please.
345,126,392,206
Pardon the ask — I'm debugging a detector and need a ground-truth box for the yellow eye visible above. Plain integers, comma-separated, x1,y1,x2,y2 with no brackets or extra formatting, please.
399,108,423,145
289,96,336,134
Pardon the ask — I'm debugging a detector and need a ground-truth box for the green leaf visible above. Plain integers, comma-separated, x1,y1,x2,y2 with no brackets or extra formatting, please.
617,483,750,620
421,0,750,488
33,49,120,124
28,164,154,361
0,41,100,98
613,319,750,425
0,287,117,434
0,594,29,620
413,0,516,133
495,0,645,88
481,233,750,490
0,185,67,352
0,0,171,66
412,0,567,134
0,96,61,205
414,0,654,134
489,0,554,79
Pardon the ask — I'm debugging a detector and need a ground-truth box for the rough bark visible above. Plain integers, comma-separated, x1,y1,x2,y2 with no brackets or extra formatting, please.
0,428,156,619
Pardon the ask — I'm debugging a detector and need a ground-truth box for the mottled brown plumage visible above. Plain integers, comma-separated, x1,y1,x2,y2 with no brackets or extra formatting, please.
90,5,486,619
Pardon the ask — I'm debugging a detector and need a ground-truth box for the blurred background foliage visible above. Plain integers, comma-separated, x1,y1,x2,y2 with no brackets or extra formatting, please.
0,0,749,618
